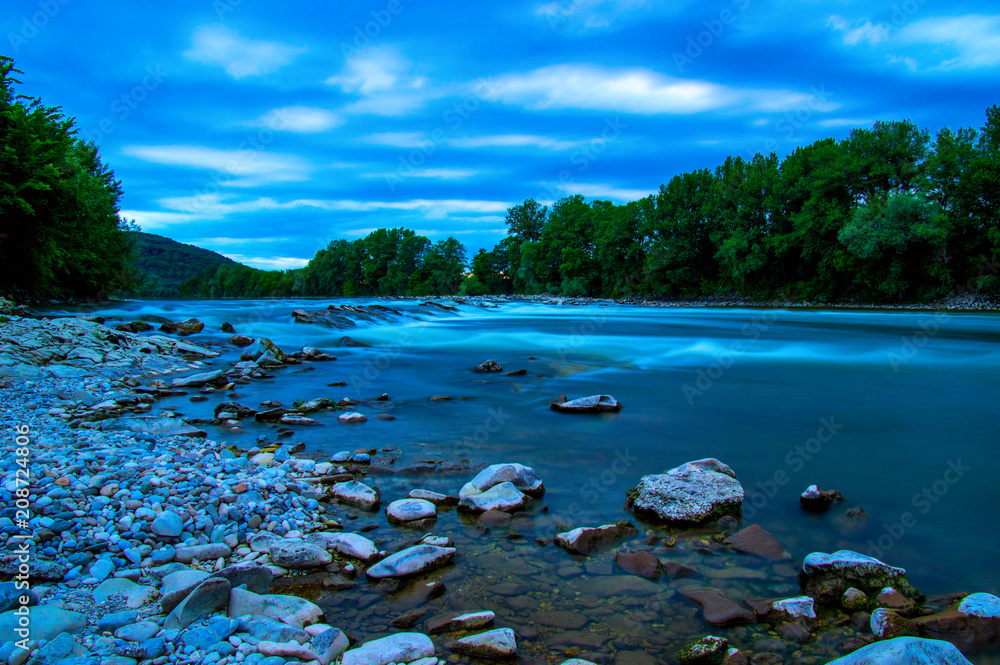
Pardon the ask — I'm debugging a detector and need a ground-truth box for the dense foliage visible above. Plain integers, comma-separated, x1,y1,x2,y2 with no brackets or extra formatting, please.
127,232,238,298
0,57,137,300
177,228,469,298
474,108,1000,302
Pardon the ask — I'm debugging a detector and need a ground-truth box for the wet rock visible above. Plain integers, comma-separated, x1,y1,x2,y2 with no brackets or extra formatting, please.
269,541,333,569
835,506,869,532
531,610,588,629
458,482,529,513
365,544,457,579
213,401,257,419
221,321,235,333
209,562,273,594
665,561,698,579
230,334,254,347
909,592,1000,651
340,632,435,665
338,411,367,424
240,336,286,362
330,480,380,510
408,489,460,506
115,321,154,333
724,524,790,561
550,394,622,413
555,522,638,556
159,318,205,336
386,498,437,524
876,587,918,614
427,610,496,634
477,510,512,528
627,458,744,525
170,369,228,388
800,484,844,512
255,406,289,422
871,608,911,639
474,359,503,373
163,577,231,631
307,532,380,563
675,635,729,665
614,551,663,579
826,636,973,664
800,550,920,606
459,462,545,498
744,596,816,623
842,587,870,611
682,589,755,627
280,414,323,426
447,627,517,659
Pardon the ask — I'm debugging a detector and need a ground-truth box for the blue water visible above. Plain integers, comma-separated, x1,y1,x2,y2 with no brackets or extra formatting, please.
47,298,1000,661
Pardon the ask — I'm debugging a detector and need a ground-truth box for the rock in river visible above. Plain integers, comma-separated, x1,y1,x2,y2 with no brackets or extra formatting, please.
330,480,380,510
626,458,744,524
550,394,622,413
909,592,1000,652
724,524,790,561
365,545,456,579
555,522,638,556
459,462,545,498
825,636,973,665
341,633,435,665
386,498,437,524
801,550,920,606
307,532,380,563
447,628,517,659
458,482,528,514
800,484,844,512
682,589,755,627
159,318,205,335
268,540,333,569
474,359,503,373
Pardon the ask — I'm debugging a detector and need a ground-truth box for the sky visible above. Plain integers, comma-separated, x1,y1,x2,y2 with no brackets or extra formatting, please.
4,0,999,270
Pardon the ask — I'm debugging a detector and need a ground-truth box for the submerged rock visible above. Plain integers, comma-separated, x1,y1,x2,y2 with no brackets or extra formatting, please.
682,589,755,627
825,636,973,664
800,484,844,512
365,545,456,579
427,610,496,634
615,550,664,579
675,636,729,665
459,462,545,498
555,522,638,556
724,524,790,561
550,394,622,413
800,550,921,606
627,458,744,524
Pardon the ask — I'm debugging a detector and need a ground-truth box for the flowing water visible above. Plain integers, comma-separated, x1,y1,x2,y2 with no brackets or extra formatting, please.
44,299,1000,663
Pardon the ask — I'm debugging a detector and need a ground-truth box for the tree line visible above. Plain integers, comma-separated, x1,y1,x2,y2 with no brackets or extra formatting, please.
0,56,137,300
470,107,1000,302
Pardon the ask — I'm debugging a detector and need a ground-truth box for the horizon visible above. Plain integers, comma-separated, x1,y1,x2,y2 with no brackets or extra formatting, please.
5,1,999,270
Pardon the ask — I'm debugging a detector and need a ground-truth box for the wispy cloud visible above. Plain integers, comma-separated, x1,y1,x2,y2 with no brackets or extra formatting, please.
535,0,651,29
361,168,479,179
120,210,199,230
362,131,432,148
326,46,436,116
818,118,873,128
223,254,310,270
486,64,837,114
184,25,305,78
121,145,312,187
448,134,588,150
827,15,890,46
900,15,1000,69
248,106,343,133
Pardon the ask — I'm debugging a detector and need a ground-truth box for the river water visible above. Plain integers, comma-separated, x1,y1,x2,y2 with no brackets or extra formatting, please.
47,299,1000,662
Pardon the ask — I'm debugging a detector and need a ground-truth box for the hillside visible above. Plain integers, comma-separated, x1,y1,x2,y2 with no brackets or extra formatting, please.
129,232,240,298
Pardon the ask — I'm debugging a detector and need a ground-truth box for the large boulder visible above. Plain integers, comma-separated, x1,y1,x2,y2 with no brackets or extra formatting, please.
910,592,1000,652
800,550,920,606
365,545,456,580
240,337,286,363
458,482,528,514
555,522,638,556
341,633,434,665
825,636,973,664
626,459,744,524
550,394,622,413
159,318,205,336
459,463,544,498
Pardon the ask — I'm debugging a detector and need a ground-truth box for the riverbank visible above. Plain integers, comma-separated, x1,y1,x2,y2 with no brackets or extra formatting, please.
1,313,998,665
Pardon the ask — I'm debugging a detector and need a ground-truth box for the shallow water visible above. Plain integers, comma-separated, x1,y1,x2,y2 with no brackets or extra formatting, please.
47,298,1000,662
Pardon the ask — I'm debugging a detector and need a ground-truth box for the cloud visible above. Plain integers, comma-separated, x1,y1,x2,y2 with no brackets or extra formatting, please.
818,118,873,128
827,15,890,46
249,106,343,133
887,54,918,70
899,15,1000,69
190,237,291,246
361,168,479,180
448,134,588,150
122,145,312,187
119,210,199,230
184,25,305,78
362,132,432,148
223,254,310,270
559,183,656,201
536,0,650,29
326,46,434,115
486,64,837,114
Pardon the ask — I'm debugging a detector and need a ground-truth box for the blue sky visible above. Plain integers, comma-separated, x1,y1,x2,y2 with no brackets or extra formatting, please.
4,0,999,269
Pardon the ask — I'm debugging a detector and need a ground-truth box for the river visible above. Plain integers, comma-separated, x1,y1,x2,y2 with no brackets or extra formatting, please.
44,298,1000,662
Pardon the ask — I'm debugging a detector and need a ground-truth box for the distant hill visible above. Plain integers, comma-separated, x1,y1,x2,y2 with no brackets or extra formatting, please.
128,232,240,298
